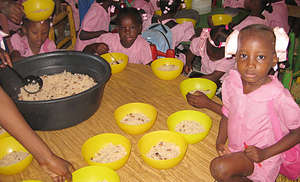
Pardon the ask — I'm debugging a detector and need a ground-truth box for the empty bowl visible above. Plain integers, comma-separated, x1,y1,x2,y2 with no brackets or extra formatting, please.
167,110,212,144
180,78,217,99
151,58,184,80
114,103,157,135
101,53,128,74
176,18,196,27
0,136,33,175
212,14,232,26
81,133,131,170
72,166,120,182
23,0,55,22
138,130,187,169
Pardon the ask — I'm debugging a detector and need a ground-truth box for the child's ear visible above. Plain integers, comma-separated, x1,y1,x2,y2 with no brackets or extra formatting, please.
272,54,279,67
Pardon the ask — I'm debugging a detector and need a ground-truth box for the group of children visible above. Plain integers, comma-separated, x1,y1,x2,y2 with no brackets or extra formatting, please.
0,0,300,181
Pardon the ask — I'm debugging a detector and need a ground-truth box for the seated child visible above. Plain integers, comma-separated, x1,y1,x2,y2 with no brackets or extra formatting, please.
83,7,153,65
75,0,112,51
184,25,236,86
9,18,56,62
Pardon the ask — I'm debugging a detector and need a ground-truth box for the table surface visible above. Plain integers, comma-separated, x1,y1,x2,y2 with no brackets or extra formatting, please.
0,63,222,182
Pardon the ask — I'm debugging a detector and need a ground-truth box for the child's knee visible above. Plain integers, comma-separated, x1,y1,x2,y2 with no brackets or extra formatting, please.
210,157,232,181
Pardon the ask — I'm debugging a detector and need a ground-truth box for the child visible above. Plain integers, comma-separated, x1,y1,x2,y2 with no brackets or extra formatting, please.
9,18,56,61
83,7,153,65
223,0,245,8
184,25,236,85
189,24,300,181
75,0,112,51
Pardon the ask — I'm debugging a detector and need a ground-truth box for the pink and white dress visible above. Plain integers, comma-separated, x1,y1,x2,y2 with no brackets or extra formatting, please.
222,70,300,182
75,2,110,51
10,33,56,57
96,33,152,64
233,16,268,31
223,0,245,8
190,28,236,81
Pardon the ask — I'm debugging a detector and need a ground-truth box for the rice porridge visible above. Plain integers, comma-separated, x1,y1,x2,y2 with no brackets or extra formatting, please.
0,151,29,167
189,89,211,95
91,143,127,163
175,120,205,134
147,141,180,160
120,113,150,125
158,64,179,71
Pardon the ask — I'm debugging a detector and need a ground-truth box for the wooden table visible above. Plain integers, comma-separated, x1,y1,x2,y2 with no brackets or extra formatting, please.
1,64,222,182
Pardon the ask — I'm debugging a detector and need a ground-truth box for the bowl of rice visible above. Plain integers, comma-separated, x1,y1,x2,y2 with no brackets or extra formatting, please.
167,110,212,144
114,103,157,135
72,165,120,182
0,51,111,131
81,133,131,170
138,130,187,169
0,136,33,175
180,78,217,100
101,53,128,74
151,58,184,80
0,126,10,139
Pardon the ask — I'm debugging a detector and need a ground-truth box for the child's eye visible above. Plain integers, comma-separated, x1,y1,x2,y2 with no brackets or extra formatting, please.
256,55,265,63
239,54,247,60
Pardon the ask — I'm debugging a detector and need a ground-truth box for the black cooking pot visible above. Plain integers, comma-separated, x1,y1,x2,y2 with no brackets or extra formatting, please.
0,51,111,131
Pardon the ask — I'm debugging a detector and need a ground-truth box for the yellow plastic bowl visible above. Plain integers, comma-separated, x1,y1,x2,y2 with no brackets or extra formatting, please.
167,110,212,144
101,53,128,74
184,0,192,9
81,133,131,170
151,58,184,80
155,10,162,16
176,18,196,27
212,14,232,26
23,0,55,22
114,103,157,135
0,129,10,140
138,130,187,169
180,78,217,99
0,136,33,175
72,166,120,182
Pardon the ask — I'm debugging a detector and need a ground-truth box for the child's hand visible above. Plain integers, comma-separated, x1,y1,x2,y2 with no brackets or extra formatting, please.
186,91,210,109
216,143,230,156
244,145,265,163
95,43,109,55
184,64,192,74
0,48,12,68
1,0,24,25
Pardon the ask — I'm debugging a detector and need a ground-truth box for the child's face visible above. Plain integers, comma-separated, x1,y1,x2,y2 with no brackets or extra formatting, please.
118,16,142,48
23,21,50,50
236,30,278,85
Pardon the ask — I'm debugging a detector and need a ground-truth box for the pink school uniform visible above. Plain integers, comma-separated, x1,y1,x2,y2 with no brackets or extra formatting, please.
132,0,155,16
233,16,268,31
149,0,160,11
263,0,290,33
10,33,56,57
223,0,245,8
190,28,236,80
222,70,300,182
75,2,110,51
96,33,153,64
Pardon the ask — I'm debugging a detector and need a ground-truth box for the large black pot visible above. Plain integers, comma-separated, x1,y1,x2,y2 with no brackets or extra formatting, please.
0,51,111,131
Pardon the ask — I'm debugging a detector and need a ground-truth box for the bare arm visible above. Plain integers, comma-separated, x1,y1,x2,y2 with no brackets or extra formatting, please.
79,30,108,40
184,49,195,74
201,71,225,84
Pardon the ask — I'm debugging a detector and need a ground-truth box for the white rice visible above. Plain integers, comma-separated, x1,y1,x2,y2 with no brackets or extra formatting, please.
157,64,179,71
146,141,180,160
175,120,205,134
189,89,211,95
0,151,29,167
0,126,6,135
91,143,127,163
120,113,151,125
18,71,97,101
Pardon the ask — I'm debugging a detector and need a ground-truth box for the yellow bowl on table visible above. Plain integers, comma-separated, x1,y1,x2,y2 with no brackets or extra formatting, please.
72,166,120,182
0,136,33,175
81,133,131,170
101,53,128,74
180,78,217,99
176,18,196,27
138,130,187,169
114,103,157,135
23,0,55,22
212,14,232,26
167,110,212,144
151,58,184,80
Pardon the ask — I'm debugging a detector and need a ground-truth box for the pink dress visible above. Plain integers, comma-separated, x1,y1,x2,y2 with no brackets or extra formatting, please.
223,0,245,8
190,28,236,80
233,16,268,31
132,0,154,16
65,0,80,31
222,70,300,182
263,0,290,33
75,2,110,51
10,33,56,57
96,33,152,64
149,0,160,11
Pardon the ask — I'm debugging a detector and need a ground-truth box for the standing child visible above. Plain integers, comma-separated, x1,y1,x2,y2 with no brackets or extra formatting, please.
9,18,56,62
83,7,153,64
75,0,112,51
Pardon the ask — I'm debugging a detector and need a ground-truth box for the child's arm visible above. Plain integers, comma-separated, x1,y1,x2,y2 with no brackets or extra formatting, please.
79,30,108,41
83,43,109,55
10,50,24,62
201,70,225,83
184,49,195,74
216,115,230,156
0,86,74,182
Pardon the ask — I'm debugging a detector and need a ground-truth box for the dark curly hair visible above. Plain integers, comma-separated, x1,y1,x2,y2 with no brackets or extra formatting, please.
116,7,144,26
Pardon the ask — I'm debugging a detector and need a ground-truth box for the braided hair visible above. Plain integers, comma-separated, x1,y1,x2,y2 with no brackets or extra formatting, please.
157,0,185,15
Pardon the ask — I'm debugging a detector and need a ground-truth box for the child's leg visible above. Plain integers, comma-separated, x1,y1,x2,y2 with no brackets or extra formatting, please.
210,152,254,182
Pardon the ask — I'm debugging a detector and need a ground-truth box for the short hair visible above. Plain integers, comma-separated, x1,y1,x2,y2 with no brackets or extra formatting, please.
116,7,143,26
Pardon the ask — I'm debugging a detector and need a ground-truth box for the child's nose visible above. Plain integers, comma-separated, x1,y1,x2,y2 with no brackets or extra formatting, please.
247,57,256,68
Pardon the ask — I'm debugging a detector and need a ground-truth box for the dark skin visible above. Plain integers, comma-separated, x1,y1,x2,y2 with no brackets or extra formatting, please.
0,0,24,25
209,29,300,182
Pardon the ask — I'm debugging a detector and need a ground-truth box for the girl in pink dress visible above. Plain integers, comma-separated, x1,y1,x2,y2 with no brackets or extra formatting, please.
75,0,112,51
184,26,236,85
187,24,300,182
83,7,153,65
9,18,56,62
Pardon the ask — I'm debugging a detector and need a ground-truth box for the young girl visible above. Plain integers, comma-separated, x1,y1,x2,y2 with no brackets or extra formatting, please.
189,24,300,181
75,0,112,51
9,18,56,61
83,7,153,65
184,25,236,85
